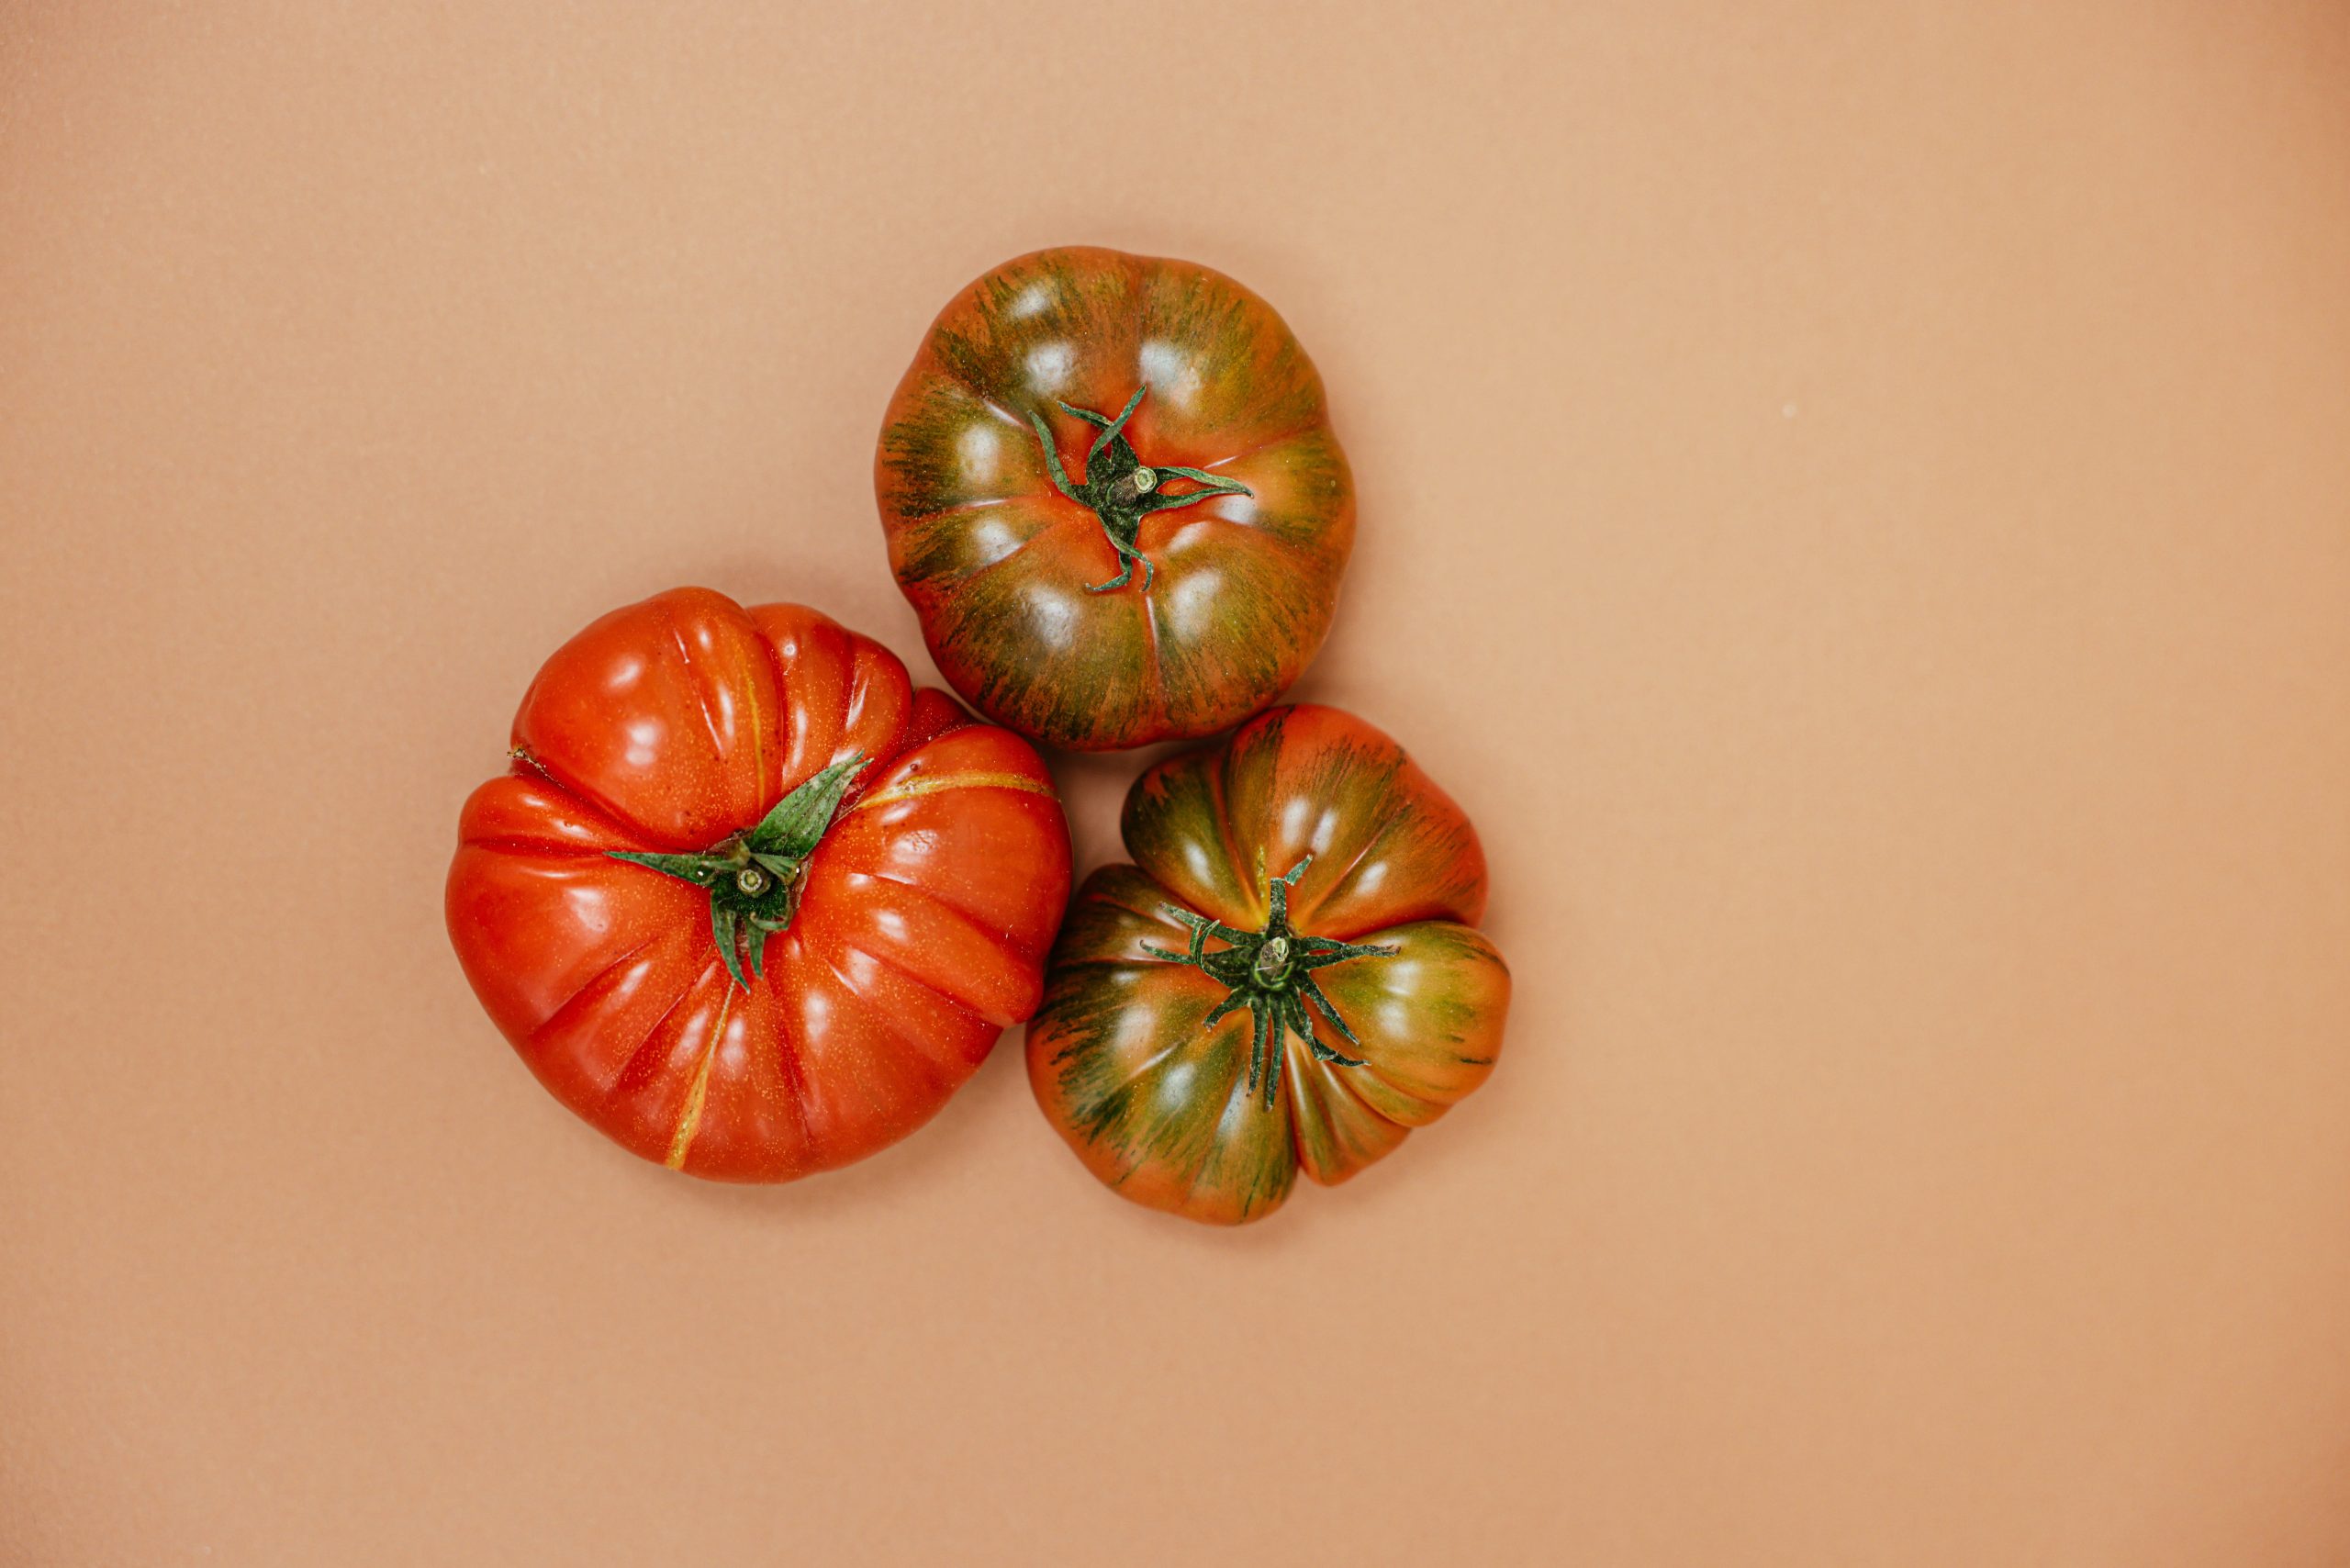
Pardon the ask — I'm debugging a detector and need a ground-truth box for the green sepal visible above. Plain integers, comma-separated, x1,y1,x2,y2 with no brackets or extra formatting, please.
608,850,720,887
711,904,747,991
745,754,869,857
1150,465,1249,494
1298,975,1368,1062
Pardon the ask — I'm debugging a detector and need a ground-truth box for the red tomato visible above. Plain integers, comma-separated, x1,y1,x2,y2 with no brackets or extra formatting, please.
446,588,1072,1182
1027,705,1509,1224
877,245,1354,751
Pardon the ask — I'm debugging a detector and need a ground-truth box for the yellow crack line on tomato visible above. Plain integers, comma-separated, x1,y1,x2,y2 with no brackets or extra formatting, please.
847,771,1056,812
666,985,734,1170
742,638,767,805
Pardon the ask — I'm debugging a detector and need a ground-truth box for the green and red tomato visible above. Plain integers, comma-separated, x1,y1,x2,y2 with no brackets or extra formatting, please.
877,246,1355,752
1027,704,1510,1224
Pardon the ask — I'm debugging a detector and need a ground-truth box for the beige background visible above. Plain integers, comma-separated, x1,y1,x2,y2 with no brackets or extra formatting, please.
5,2,2348,1562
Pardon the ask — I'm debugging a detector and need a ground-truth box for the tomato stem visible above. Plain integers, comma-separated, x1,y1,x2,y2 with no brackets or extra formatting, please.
1027,387,1252,594
604,753,870,990
1139,854,1397,1108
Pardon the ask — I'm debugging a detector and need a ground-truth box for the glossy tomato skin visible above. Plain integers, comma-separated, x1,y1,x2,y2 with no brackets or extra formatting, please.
1026,705,1509,1224
447,588,1072,1182
877,246,1354,752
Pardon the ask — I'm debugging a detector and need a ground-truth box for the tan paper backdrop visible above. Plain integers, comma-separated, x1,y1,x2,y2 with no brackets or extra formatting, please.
4,3,2347,1562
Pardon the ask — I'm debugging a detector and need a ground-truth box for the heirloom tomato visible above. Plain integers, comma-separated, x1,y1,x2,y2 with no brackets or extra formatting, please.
1027,704,1509,1224
446,588,1071,1182
876,246,1354,752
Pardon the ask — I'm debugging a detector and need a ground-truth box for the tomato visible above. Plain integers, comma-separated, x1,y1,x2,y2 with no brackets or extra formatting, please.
446,588,1072,1182
876,246,1355,752
1026,704,1509,1224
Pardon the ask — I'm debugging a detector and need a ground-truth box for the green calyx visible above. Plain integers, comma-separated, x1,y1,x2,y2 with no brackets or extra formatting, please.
607,753,869,991
1028,386,1252,594
1142,853,1399,1109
